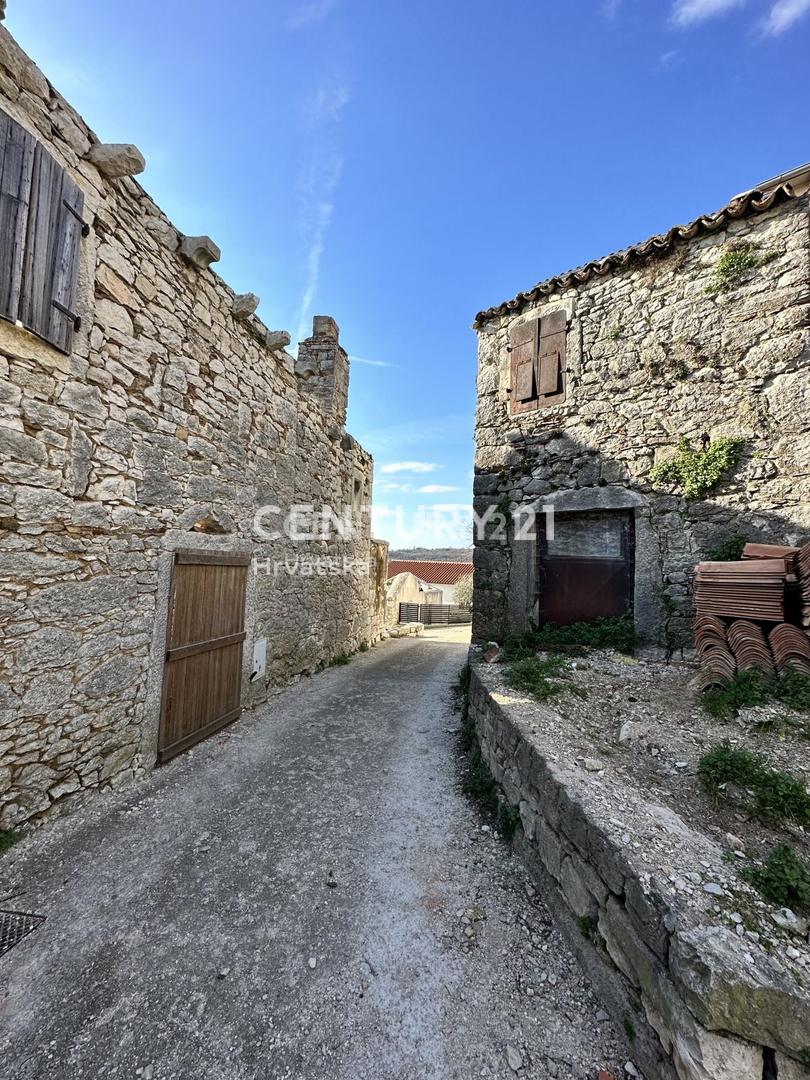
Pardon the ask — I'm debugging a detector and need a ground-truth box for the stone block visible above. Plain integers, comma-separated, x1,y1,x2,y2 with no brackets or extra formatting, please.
179,235,221,269
624,874,673,963
0,425,47,465
78,657,141,700
670,926,810,1058
559,855,599,920
232,293,260,321
87,142,146,178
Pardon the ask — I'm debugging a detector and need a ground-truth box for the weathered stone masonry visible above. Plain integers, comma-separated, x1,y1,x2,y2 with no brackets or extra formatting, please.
472,172,810,650
0,25,386,829
468,665,810,1080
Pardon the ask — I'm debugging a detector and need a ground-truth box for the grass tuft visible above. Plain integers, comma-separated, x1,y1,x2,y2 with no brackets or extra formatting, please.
742,843,810,914
698,740,810,825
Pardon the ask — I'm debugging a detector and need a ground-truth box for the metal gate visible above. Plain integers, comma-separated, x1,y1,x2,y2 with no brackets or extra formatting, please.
537,510,634,625
158,550,250,764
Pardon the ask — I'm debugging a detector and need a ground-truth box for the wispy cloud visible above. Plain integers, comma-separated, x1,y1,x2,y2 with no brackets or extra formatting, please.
293,77,351,349
294,156,343,347
349,355,391,368
417,485,462,493
603,0,622,16
671,0,746,26
379,461,441,474
355,414,473,458
287,0,340,30
763,0,810,31
658,49,680,69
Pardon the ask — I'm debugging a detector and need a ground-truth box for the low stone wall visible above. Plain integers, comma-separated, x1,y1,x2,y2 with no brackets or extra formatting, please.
468,662,810,1080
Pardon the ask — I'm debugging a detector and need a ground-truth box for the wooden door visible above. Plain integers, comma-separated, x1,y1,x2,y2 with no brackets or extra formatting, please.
158,551,250,764
537,511,634,626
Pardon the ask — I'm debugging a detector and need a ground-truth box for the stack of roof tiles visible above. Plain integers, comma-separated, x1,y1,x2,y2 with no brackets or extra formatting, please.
693,558,788,622
694,542,810,690
769,623,810,676
798,545,810,627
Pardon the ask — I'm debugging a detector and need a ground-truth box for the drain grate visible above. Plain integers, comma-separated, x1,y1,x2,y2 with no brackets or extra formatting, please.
0,909,46,957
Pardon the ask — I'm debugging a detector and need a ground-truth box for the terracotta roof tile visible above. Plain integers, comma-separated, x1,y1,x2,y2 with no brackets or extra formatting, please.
387,560,474,585
473,183,798,328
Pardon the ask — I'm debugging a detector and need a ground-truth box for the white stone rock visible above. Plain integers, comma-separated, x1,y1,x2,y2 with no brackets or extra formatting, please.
87,142,146,178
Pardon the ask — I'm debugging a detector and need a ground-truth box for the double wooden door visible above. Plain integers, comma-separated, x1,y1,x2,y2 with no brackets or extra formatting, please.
158,551,250,764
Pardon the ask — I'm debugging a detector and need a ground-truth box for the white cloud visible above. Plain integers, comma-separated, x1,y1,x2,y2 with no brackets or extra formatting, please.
303,82,351,129
416,485,462,493
294,158,342,349
349,355,390,368
659,49,680,68
379,462,441,474
671,0,747,26
763,0,810,32
288,0,340,30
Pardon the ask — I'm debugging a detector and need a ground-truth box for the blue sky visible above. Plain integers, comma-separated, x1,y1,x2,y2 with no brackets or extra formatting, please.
6,0,808,547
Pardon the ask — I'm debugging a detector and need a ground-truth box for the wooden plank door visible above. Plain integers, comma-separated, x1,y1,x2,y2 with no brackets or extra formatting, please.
158,551,250,764
537,511,634,626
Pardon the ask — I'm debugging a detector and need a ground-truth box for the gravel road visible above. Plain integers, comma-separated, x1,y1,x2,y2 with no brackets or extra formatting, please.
0,629,629,1080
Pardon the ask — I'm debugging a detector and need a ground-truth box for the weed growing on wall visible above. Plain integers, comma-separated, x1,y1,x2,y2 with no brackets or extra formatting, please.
705,243,781,294
650,437,745,500
742,843,810,913
0,830,19,857
706,534,747,561
698,740,810,825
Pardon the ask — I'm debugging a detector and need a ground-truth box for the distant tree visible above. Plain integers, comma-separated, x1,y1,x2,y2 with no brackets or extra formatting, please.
455,573,474,608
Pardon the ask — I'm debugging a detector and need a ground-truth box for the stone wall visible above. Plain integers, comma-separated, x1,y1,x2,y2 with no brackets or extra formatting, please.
472,179,810,650
468,663,810,1080
0,25,386,829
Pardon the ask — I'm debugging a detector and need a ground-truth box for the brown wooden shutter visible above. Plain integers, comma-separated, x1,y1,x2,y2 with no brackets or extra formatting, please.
510,319,540,413
537,309,566,398
0,109,35,324
20,144,85,354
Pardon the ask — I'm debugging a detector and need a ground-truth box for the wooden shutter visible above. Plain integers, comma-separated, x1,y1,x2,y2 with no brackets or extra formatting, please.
20,143,85,354
537,309,566,398
0,109,35,323
510,319,540,413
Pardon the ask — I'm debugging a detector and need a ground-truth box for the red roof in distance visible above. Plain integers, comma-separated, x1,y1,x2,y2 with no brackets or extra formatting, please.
387,560,474,585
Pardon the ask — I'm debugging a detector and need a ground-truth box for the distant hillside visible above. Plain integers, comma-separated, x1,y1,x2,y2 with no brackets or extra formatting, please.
388,547,473,562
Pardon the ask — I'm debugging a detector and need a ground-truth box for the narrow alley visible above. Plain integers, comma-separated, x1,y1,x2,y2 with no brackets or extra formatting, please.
0,631,627,1080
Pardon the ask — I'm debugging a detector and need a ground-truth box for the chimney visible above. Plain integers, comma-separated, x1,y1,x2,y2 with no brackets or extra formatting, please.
295,316,350,427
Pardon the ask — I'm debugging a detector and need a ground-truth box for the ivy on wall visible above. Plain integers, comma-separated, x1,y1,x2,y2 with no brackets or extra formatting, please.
650,437,745,500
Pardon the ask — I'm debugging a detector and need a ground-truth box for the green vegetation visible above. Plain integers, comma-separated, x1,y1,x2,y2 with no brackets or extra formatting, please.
494,493,513,530
608,324,622,341
799,1048,810,1075
456,663,522,840
650,437,745,500
502,611,639,660
463,744,522,839
0,830,19,857
706,534,747,561
698,741,810,825
622,1015,636,1043
703,668,810,720
506,654,569,700
671,360,690,381
742,843,810,914
358,640,370,653
705,243,780,294
329,652,352,667
577,914,598,940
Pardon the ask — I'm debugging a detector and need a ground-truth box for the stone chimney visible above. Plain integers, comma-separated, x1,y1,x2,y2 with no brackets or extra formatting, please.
295,316,350,428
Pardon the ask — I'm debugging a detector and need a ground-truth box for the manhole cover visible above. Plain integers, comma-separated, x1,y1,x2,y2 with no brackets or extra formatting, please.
0,910,45,957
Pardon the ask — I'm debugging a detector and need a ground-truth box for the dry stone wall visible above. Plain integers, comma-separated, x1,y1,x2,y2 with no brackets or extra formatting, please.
468,663,810,1080
0,26,385,829
473,185,810,650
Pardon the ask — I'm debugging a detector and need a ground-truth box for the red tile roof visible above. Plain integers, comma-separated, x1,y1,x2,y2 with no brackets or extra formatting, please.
387,560,474,585
473,182,798,328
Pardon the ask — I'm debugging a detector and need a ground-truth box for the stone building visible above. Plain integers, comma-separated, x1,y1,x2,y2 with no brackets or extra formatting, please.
0,23,387,830
472,165,810,651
